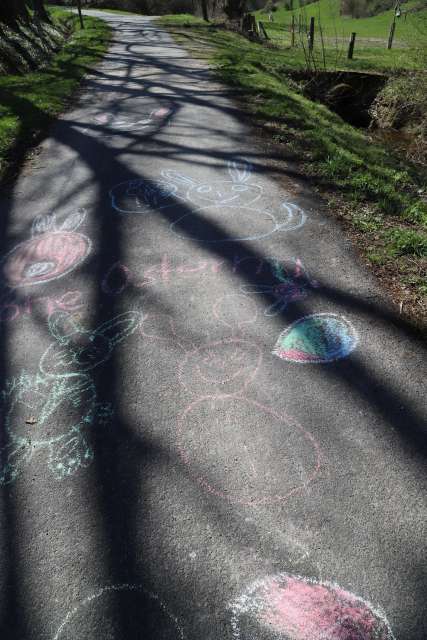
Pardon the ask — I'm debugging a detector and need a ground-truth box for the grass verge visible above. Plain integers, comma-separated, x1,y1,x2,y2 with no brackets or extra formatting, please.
0,8,111,184
49,5,142,16
255,0,427,73
157,15,427,331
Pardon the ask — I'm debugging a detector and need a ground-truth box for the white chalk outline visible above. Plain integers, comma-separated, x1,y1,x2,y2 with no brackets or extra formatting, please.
53,583,185,640
109,160,307,243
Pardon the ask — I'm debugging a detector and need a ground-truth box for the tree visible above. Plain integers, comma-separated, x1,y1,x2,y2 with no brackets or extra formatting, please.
223,0,247,19
32,0,51,21
0,0,29,25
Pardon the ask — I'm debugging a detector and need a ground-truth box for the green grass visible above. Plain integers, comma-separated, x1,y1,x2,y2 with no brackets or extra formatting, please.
157,14,427,325
0,8,111,182
88,7,142,14
48,5,142,15
255,0,427,71
258,0,427,39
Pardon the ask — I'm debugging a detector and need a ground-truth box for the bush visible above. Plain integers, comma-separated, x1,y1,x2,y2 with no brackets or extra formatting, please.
370,73,427,166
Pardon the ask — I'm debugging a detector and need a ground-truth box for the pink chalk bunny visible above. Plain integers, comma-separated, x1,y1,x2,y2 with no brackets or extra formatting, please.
140,296,320,505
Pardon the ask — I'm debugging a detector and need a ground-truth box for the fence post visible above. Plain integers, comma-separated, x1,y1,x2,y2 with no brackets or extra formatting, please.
347,32,356,58
251,15,258,35
387,19,396,49
76,0,84,29
308,16,315,51
291,15,295,47
258,21,269,40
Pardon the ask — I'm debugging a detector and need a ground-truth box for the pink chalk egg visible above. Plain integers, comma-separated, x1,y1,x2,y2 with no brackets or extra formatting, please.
0,232,91,287
230,574,395,640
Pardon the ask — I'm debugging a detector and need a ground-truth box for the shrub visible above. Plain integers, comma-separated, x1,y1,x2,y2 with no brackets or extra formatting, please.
370,73,427,167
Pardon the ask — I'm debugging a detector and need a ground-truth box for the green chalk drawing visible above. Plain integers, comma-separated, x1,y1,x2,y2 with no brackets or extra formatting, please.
0,311,142,485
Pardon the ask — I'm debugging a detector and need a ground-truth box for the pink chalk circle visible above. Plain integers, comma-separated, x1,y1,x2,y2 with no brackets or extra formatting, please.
94,113,111,124
177,396,321,505
230,574,395,640
178,338,262,396
0,232,91,287
152,107,172,118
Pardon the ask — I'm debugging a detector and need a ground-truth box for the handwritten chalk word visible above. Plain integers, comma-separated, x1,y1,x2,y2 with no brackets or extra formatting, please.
53,583,185,640
273,313,358,364
0,290,84,323
109,159,307,243
230,573,395,640
0,209,91,288
241,258,320,316
100,255,298,296
0,311,141,485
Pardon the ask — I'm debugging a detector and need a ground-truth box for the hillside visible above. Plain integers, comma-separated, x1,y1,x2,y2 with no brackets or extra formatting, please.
257,0,427,48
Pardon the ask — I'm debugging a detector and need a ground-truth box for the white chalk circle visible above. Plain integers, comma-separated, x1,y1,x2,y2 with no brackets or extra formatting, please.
169,203,306,244
53,584,185,640
230,573,395,640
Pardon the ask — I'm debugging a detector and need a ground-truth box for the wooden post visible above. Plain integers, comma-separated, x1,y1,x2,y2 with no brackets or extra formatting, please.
387,19,396,49
201,0,209,22
76,0,84,29
308,16,315,51
258,21,269,40
291,14,295,47
347,31,356,59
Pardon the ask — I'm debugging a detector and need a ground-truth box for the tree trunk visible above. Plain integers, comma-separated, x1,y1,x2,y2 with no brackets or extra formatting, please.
224,0,248,20
33,0,51,22
0,0,29,25
201,0,209,21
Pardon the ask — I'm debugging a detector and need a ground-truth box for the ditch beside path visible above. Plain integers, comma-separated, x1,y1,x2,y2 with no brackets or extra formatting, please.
0,11,425,640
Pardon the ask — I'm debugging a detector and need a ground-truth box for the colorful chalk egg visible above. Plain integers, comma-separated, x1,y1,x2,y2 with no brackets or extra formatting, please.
273,313,358,364
230,573,395,640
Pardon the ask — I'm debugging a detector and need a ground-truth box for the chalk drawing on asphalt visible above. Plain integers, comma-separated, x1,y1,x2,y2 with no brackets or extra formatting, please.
177,396,321,506
100,253,280,295
53,583,185,640
40,310,141,377
110,179,178,215
164,161,307,242
0,311,141,485
229,573,395,640
0,289,84,325
273,313,358,364
109,159,307,242
241,258,320,316
92,106,173,133
0,208,91,288
139,295,321,505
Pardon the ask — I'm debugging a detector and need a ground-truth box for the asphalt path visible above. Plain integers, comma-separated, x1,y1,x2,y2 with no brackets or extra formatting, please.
0,11,425,640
